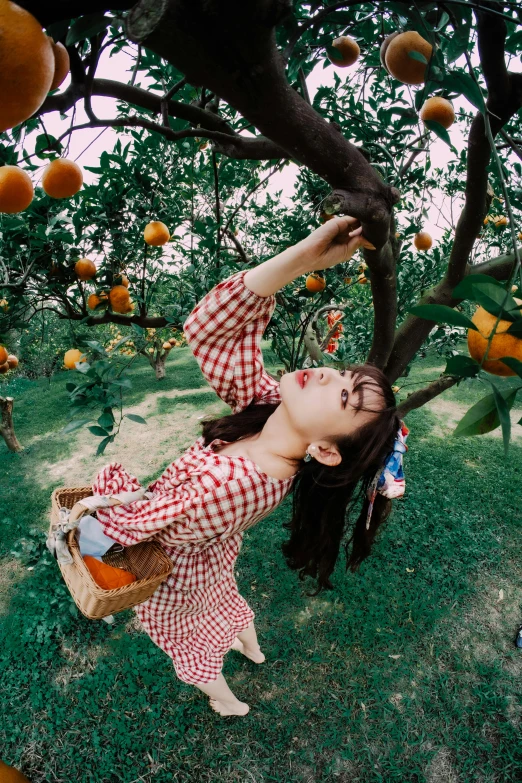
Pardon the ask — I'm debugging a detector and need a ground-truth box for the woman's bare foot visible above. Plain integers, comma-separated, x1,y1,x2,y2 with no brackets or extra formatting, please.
230,637,265,664
209,697,250,716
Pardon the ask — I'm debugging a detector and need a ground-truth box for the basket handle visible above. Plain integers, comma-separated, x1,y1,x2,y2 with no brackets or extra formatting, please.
47,488,155,564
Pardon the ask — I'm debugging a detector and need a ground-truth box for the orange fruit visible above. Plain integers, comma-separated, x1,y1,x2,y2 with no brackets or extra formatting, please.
0,362,9,374
420,97,455,129
64,348,86,369
518,231,522,241
83,555,136,590
0,166,34,213
358,276,368,284
48,39,70,91
384,31,432,84
87,292,108,310
41,158,83,198
467,299,522,376
162,341,172,350
119,274,129,288
0,0,55,132
306,273,326,293
144,221,170,246
392,385,400,393
0,298,8,311
380,32,400,68
0,345,8,364
494,215,508,226
328,35,360,67
199,141,209,150
74,258,96,281
109,285,131,313
344,277,352,284
414,231,433,250
484,217,490,225
168,337,177,345
7,354,18,368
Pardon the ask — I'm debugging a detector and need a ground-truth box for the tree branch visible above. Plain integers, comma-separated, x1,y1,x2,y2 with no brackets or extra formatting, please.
125,0,400,249
397,375,460,418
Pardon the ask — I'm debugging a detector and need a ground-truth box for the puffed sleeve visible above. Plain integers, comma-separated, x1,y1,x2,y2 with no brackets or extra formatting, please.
183,269,282,414
95,481,204,548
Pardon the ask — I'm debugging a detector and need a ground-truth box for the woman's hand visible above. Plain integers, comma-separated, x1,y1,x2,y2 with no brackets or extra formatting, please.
298,215,376,272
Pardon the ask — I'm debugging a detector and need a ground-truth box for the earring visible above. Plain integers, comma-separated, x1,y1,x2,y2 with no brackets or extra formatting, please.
304,445,316,462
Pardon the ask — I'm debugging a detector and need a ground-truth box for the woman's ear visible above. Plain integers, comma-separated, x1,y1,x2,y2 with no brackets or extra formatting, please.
309,442,341,467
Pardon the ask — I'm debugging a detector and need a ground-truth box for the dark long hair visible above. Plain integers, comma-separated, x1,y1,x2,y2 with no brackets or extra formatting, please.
200,364,401,594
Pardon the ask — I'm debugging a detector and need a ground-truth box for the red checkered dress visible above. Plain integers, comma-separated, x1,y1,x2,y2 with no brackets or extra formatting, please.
92,270,295,684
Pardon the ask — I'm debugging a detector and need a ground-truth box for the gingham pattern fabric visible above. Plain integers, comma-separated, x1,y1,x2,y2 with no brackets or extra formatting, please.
92,270,293,684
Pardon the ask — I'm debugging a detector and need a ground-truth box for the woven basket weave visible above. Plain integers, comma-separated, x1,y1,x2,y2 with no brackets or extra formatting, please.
49,486,173,620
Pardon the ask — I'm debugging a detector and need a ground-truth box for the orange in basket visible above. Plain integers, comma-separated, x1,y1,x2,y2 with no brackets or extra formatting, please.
83,555,136,590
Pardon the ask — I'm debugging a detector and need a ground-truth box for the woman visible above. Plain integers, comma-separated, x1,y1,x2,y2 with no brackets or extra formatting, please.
88,216,405,717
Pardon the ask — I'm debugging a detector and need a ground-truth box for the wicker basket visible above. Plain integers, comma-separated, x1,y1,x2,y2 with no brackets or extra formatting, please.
49,486,173,620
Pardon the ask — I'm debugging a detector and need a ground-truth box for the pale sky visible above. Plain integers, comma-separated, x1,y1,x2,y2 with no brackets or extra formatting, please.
27,34,522,254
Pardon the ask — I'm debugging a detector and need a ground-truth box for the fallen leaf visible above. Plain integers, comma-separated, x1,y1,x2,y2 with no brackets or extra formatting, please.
406,567,415,573
498,589,504,601
389,654,402,659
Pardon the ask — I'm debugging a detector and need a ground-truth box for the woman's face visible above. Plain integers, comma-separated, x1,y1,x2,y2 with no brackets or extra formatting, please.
279,366,384,445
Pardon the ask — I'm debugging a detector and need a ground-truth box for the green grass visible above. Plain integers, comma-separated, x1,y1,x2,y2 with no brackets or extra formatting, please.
1,346,521,782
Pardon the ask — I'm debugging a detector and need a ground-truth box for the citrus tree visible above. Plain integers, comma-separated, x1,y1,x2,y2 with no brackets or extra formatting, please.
1,0,522,456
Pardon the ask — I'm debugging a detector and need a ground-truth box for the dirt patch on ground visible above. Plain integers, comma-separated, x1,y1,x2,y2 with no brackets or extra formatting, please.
0,558,24,616
425,398,522,442
32,388,226,491
425,746,459,783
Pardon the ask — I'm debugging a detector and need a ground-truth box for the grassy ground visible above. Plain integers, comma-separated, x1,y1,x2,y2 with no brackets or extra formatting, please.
1,344,521,783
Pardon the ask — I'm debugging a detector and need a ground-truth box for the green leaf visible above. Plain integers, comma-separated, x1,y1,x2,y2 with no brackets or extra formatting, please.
452,274,504,300
487,381,512,456
65,13,109,46
409,304,478,330
62,419,91,434
507,320,522,337
124,414,147,424
453,388,518,437
35,134,62,159
88,425,110,437
325,45,344,62
441,71,485,111
497,357,522,379
96,436,112,456
424,120,456,151
408,50,429,64
471,282,521,322
110,377,132,389
98,410,114,429
444,355,480,378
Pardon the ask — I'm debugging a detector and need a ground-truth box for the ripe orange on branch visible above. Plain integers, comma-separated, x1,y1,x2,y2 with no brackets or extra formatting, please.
306,273,326,293
74,258,96,281
0,165,34,213
0,0,55,132
467,299,522,376
144,221,170,246
41,158,83,198
420,97,455,129
162,341,172,351
7,354,18,368
328,35,360,67
48,38,70,91
380,32,400,68
64,348,86,369
87,292,108,310
0,345,8,365
414,231,433,251
109,285,132,313
384,31,433,84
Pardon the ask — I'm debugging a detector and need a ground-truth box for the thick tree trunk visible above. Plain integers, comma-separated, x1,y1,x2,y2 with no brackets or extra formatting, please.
0,397,23,452
155,355,166,380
